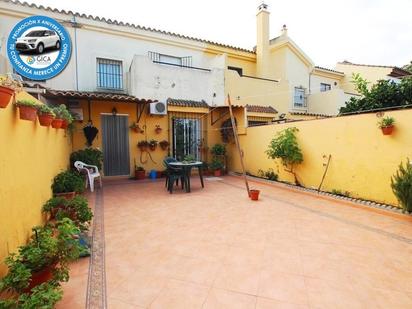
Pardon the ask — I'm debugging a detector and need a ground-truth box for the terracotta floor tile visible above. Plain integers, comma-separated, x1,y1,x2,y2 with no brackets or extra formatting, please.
213,263,261,295
256,297,309,309
258,270,308,305
57,177,412,308
203,288,256,309
149,279,209,309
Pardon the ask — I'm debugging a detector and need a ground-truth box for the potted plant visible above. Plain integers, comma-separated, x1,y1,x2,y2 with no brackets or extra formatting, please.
36,104,55,127
210,159,224,177
59,104,73,129
378,116,395,135
135,166,145,180
130,122,143,133
0,281,63,308
137,140,149,151
159,140,170,151
155,125,162,134
52,170,85,199
42,196,93,231
70,148,103,171
0,219,82,294
0,75,22,109
14,99,39,121
149,139,158,151
210,144,226,156
249,189,260,201
51,105,64,129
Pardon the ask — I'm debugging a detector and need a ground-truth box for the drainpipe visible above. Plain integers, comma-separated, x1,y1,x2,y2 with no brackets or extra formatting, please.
309,67,314,94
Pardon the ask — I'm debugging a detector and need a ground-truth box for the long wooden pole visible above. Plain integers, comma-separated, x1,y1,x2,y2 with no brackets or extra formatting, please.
227,94,250,196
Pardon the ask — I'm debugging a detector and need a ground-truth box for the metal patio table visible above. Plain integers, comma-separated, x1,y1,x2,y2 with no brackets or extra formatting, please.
168,161,204,193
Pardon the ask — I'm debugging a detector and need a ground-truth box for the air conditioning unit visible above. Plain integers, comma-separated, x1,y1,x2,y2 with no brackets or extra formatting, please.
149,101,167,115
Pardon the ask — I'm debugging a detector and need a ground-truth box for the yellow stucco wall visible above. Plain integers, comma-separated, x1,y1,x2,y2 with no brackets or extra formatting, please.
228,109,412,206
71,101,225,174
0,92,72,277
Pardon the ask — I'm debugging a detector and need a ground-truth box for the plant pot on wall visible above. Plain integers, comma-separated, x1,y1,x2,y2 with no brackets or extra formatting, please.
0,86,14,108
51,118,63,129
381,125,394,135
38,113,55,127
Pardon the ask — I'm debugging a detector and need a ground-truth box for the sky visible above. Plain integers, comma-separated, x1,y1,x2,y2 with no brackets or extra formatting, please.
25,0,411,68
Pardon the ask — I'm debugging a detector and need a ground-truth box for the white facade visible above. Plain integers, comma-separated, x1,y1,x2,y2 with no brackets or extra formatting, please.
0,1,227,105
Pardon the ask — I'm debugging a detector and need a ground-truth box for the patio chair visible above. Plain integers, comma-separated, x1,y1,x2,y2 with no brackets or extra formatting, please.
74,161,102,192
163,157,186,193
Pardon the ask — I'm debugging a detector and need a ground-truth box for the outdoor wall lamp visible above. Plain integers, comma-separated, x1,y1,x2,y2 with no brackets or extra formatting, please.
112,107,117,116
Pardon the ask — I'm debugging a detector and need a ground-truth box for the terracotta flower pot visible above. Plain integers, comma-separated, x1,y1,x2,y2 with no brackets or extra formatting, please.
24,264,56,292
38,113,55,127
249,189,260,201
135,170,146,180
149,145,157,151
155,127,162,134
214,169,222,177
61,120,69,129
381,126,394,135
51,118,63,129
54,191,76,200
0,86,14,108
18,105,37,121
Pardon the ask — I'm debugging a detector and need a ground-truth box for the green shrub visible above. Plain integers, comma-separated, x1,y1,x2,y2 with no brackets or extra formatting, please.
211,144,226,156
210,159,224,171
15,99,38,108
0,282,63,309
52,170,85,194
258,169,278,181
377,116,395,128
265,127,303,184
70,148,103,171
183,154,196,163
36,104,55,116
391,159,412,212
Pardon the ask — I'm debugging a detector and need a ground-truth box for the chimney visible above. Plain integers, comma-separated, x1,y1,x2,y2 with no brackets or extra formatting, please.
256,2,270,77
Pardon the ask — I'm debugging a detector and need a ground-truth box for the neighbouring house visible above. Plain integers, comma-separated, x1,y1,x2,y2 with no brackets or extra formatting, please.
335,60,412,95
0,0,386,176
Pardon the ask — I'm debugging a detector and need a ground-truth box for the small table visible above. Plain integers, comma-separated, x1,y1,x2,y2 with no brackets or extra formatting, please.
168,161,204,192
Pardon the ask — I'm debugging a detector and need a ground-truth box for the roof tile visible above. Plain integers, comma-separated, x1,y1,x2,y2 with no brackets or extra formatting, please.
246,105,278,114
167,98,209,108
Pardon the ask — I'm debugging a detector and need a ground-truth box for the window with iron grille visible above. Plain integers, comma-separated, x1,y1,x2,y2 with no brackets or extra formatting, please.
96,58,123,90
293,87,306,108
320,83,331,92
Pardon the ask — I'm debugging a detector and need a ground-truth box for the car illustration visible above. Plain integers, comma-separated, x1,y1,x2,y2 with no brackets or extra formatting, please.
15,30,60,54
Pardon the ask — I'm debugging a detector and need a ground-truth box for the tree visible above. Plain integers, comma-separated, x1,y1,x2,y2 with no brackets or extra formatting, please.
403,61,412,73
339,74,412,113
265,127,303,185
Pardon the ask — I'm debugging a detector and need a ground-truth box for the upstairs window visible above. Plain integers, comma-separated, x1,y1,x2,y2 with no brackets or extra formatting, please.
227,66,243,76
294,87,306,108
320,83,331,92
148,51,192,67
96,58,123,90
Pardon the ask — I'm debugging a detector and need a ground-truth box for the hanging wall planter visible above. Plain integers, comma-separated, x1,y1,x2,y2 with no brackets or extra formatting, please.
137,140,149,152
51,118,63,129
130,122,144,133
15,99,39,121
149,139,158,151
378,116,395,136
83,124,99,146
159,140,169,151
0,86,15,109
37,104,55,127
155,125,162,134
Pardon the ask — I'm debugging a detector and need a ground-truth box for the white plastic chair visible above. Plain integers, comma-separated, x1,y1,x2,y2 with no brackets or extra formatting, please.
74,161,102,192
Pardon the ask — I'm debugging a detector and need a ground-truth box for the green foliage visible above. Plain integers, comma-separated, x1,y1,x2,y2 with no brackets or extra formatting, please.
266,127,303,184
42,196,93,230
0,282,63,309
210,144,226,156
377,116,395,128
54,104,73,123
15,99,38,108
36,104,55,116
258,168,278,181
183,154,196,163
351,73,370,96
331,189,350,197
52,170,85,194
403,61,412,73
209,159,224,171
70,148,103,171
340,75,412,113
391,159,412,212
0,219,81,294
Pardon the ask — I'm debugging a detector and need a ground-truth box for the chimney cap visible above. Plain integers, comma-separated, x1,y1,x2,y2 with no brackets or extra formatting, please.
258,2,269,11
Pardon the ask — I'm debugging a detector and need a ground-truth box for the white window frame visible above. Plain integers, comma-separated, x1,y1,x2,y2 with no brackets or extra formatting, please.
293,87,306,109
320,83,331,92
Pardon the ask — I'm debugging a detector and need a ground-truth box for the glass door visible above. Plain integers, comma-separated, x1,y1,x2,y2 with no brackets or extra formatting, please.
172,118,202,161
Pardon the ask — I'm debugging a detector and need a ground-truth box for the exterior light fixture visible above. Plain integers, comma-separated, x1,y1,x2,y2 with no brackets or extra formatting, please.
112,107,117,116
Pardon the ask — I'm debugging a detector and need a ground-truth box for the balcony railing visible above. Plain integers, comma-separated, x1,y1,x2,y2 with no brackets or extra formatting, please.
151,60,211,72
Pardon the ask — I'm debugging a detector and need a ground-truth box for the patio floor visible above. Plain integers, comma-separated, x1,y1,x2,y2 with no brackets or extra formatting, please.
57,176,412,308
